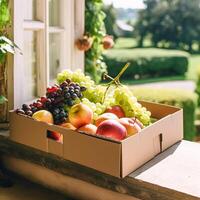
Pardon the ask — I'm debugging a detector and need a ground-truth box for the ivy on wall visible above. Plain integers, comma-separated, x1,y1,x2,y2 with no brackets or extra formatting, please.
85,0,107,83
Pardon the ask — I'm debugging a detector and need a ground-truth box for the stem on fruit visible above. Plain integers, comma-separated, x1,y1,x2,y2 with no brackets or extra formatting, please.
101,63,130,104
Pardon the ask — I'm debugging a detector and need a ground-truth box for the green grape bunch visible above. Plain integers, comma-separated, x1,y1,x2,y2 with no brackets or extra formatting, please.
56,64,151,126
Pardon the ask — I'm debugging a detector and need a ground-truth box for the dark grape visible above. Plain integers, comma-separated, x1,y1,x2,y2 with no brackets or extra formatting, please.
69,82,75,87
74,89,80,94
77,93,83,98
69,89,74,94
17,78,86,124
31,107,38,113
22,104,31,111
71,93,77,100
80,86,86,91
67,100,74,106
64,92,71,98
26,110,33,116
66,79,71,84
16,109,25,115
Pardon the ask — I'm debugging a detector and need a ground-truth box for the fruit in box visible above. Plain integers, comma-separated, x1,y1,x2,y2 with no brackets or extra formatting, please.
60,122,76,130
32,110,54,124
95,113,118,127
119,118,142,136
69,103,93,128
105,105,125,118
78,124,97,135
96,119,127,141
16,63,151,141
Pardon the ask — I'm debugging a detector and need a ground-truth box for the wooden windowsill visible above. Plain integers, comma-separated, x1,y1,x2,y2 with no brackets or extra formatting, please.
0,131,199,200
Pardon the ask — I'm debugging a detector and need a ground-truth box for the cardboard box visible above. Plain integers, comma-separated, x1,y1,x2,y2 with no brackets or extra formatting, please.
9,101,183,178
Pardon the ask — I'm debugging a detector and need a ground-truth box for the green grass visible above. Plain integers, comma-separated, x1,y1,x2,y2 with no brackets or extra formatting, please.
105,48,190,59
114,37,152,49
114,38,138,49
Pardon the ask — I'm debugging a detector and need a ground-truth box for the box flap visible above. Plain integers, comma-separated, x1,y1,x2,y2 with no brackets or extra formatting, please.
139,100,180,119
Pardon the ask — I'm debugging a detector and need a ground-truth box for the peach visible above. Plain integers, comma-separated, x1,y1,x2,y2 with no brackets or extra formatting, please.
69,103,93,128
119,118,141,136
60,122,76,130
32,110,53,124
78,124,97,135
95,113,118,127
96,119,127,141
105,105,125,118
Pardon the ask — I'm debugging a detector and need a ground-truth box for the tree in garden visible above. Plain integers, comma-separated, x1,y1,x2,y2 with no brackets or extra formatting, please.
85,0,107,83
135,0,200,51
103,4,118,39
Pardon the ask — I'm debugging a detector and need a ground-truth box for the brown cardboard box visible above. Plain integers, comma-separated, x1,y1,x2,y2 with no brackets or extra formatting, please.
9,101,183,178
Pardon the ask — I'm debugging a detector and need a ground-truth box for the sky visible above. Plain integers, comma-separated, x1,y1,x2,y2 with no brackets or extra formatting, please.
103,0,145,9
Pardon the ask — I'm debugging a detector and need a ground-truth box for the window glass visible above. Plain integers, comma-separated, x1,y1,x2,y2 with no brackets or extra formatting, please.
49,33,61,83
23,31,37,101
49,0,60,26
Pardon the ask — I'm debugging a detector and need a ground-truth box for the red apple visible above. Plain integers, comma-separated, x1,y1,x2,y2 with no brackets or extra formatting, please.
60,122,76,130
105,105,125,118
119,118,141,136
78,124,97,135
69,103,93,128
96,119,127,141
95,113,118,127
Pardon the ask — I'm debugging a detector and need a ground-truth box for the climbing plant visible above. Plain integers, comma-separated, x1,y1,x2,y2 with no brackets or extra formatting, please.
85,0,107,83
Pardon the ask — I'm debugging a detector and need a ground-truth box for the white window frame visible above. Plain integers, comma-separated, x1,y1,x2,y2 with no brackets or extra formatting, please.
7,0,85,110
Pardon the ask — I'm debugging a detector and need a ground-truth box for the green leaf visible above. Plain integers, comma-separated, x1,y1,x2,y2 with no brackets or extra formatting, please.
0,95,7,104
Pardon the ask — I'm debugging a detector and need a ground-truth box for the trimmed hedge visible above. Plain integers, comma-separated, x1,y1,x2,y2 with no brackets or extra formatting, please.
131,87,198,141
195,69,200,106
103,48,190,80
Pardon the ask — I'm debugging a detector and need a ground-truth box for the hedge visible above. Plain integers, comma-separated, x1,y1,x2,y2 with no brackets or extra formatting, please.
131,87,198,141
103,48,190,80
195,69,200,106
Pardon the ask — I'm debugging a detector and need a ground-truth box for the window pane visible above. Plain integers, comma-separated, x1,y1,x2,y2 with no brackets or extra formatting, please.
24,0,37,20
49,33,61,82
23,31,37,101
49,0,60,26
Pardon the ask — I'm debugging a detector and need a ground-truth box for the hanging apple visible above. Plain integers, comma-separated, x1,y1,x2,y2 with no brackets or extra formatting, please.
102,35,114,49
75,35,93,51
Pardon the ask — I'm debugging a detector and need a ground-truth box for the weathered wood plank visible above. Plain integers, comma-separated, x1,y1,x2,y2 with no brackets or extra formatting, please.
0,134,199,200
3,157,139,200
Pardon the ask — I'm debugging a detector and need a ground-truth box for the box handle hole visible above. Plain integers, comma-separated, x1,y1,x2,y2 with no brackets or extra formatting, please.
47,130,63,144
159,133,163,153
